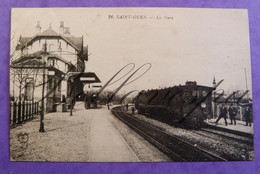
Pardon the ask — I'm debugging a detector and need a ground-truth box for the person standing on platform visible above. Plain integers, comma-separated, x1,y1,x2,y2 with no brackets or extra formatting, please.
244,106,252,126
131,107,135,115
228,104,237,125
216,104,228,126
126,103,129,111
107,103,110,110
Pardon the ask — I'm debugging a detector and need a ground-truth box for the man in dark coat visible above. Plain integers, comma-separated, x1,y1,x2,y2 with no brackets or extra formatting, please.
131,107,135,115
228,105,237,125
216,104,228,126
244,106,252,126
126,103,129,111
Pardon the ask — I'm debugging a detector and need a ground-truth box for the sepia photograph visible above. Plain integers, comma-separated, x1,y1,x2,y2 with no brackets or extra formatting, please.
9,8,254,162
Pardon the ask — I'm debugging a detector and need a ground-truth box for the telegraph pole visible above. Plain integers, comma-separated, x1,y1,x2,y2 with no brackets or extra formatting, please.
244,68,249,101
69,77,74,116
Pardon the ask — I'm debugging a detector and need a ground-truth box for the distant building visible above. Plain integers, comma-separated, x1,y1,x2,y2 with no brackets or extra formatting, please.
11,21,100,112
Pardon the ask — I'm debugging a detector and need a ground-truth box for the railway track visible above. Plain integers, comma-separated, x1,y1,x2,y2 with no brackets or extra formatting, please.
197,128,254,146
111,106,227,162
204,124,254,139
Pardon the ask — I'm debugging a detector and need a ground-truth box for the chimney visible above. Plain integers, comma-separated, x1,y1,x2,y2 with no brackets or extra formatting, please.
64,27,70,35
59,21,64,34
35,21,41,34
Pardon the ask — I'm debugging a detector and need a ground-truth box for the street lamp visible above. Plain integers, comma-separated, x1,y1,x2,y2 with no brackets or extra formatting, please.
39,61,46,132
39,42,47,132
70,77,74,116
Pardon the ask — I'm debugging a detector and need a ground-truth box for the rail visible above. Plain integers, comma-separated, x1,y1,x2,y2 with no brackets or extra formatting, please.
111,106,227,162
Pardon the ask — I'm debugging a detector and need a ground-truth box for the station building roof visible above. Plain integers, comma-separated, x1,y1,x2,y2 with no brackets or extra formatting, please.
17,27,88,61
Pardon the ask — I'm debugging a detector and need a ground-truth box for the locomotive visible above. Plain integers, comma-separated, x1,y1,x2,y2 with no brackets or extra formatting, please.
134,81,213,127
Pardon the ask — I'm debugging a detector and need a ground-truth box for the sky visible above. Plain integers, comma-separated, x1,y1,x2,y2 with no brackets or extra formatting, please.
11,8,252,96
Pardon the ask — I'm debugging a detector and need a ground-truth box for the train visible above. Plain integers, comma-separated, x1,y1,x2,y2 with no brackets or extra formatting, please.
134,81,213,128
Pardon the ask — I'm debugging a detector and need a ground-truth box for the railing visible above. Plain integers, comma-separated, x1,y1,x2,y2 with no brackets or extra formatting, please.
10,101,39,125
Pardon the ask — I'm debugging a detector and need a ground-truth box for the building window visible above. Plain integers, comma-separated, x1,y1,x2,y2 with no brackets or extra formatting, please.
25,81,33,101
48,59,55,66
49,44,54,52
65,64,68,72
42,44,46,52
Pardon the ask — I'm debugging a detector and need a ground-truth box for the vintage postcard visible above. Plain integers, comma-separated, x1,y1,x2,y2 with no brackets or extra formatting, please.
9,8,253,162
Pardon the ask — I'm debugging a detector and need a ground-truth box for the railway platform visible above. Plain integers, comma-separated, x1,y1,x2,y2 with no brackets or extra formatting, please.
206,118,254,135
10,102,169,162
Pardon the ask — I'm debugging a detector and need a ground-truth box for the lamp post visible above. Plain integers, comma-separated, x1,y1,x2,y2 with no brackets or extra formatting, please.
39,42,47,132
70,100,73,116
39,60,46,132
69,77,74,116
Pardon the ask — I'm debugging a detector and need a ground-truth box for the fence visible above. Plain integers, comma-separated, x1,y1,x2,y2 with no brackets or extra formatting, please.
10,101,39,125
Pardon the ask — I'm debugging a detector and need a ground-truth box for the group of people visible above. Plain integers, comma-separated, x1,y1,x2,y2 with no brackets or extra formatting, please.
125,103,135,115
215,104,252,126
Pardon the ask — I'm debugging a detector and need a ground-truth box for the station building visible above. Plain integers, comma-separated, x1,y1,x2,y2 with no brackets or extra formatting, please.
10,21,100,112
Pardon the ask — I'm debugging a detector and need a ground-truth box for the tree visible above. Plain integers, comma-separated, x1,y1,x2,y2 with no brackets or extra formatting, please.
10,54,44,102
10,66,37,102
